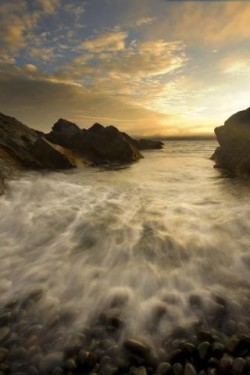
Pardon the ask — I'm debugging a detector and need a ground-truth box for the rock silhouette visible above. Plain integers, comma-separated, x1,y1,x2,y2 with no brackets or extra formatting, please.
212,107,250,176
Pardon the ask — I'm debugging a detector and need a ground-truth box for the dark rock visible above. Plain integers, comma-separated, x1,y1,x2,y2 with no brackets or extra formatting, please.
184,363,197,375
218,354,233,373
212,107,250,175
0,328,10,344
0,113,75,175
130,366,148,375
0,348,8,363
156,362,172,374
121,133,164,150
198,341,210,360
78,350,97,370
38,352,63,373
46,119,142,165
124,338,152,359
172,362,183,375
211,342,225,358
232,357,247,375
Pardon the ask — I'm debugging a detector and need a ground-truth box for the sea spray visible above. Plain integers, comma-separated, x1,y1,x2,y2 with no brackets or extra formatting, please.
0,141,249,373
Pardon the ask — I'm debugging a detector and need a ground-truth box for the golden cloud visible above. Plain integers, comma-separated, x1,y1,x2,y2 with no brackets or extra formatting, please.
82,31,128,52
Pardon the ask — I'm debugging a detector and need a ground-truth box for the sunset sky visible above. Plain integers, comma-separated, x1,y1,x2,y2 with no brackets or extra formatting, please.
0,0,249,136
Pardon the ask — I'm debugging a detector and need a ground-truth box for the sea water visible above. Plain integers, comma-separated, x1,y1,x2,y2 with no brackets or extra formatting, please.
0,140,250,348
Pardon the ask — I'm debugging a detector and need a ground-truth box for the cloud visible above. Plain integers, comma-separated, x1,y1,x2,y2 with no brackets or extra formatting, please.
82,31,128,52
151,1,250,46
0,1,39,52
36,0,60,14
135,17,155,26
0,65,172,135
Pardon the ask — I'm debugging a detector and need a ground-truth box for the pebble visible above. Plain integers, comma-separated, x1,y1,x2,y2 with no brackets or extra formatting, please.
211,342,225,358
78,350,97,369
226,336,240,354
156,362,172,374
0,348,8,363
172,362,183,375
184,363,197,375
0,328,10,343
124,338,151,358
198,341,210,360
38,352,63,373
130,366,147,375
232,357,247,374
218,354,233,373
98,364,118,375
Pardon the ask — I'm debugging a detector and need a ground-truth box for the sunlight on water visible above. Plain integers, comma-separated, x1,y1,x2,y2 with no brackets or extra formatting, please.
0,141,250,351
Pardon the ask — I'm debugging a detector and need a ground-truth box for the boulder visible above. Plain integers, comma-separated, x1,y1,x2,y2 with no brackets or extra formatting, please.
211,107,250,176
0,113,75,174
46,120,143,165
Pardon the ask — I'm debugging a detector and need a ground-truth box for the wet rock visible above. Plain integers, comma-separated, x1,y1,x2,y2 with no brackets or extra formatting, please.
212,106,250,175
0,313,11,326
0,348,8,363
78,350,97,369
46,119,142,165
27,366,39,375
222,320,237,336
156,362,172,374
51,367,63,375
172,362,183,375
124,338,152,359
38,352,63,373
184,363,197,375
197,330,213,343
211,342,225,358
226,336,240,354
65,358,77,370
98,363,118,375
130,366,148,375
9,347,27,361
218,354,233,373
0,328,10,344
198,341,210,360
0,112,74,173
232,357,247,374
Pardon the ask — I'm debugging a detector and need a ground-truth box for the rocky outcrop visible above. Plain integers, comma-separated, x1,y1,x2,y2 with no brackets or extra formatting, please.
121,132,164,151
46,119,143,165
0,113,75,179
211,107,250,176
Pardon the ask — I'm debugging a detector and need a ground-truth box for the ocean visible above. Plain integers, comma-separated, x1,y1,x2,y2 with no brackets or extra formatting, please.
0,140,250,371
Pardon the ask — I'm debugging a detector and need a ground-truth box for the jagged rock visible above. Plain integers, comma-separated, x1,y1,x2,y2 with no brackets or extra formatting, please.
212,107,250,176
46,120,142,165
0,113,75,176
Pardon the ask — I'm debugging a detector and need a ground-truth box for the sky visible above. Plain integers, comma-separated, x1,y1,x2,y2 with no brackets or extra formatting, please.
0,0,250,136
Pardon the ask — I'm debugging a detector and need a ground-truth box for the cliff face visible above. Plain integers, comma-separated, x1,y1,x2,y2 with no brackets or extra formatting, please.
212,107,250,176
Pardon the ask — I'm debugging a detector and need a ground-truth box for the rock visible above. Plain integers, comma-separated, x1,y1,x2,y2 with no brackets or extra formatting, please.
0,171,4,195
0,112,75,175
198,341,210,361
156,362,172,374
98,363,118,375
232,357,247,374
124,338,152,359
38,352,63,373
31,138,75,169
78,350,97,369
0,348,8,363
211,342,225,358
172,362,183,375
9,347,27,361
225,337,240,354
218,354,233,373
46,120,142,165
212,107,250,175
0,327,10,344
130,366,148,375
184,363,197,375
